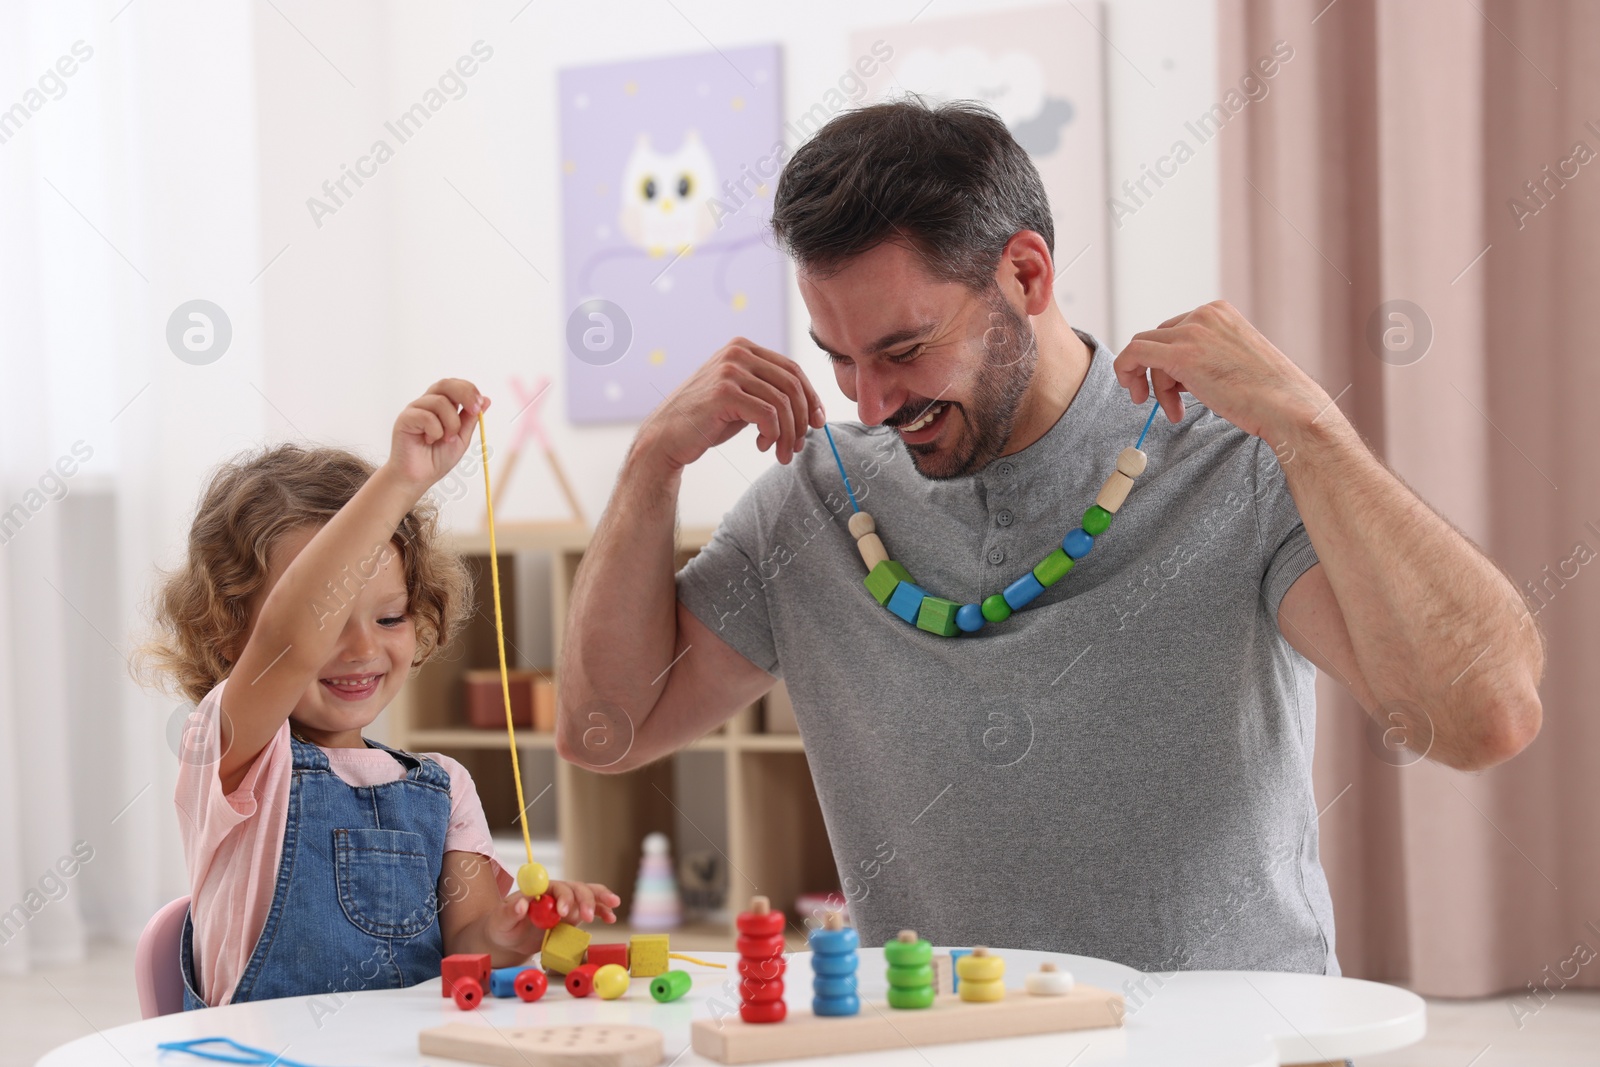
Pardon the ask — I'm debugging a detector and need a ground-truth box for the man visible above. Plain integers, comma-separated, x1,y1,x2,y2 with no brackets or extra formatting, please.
557,99,1543,975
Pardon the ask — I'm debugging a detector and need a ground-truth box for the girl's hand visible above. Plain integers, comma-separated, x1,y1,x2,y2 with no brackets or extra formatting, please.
548,880,621,925
483,892,545,958
386,378,489,492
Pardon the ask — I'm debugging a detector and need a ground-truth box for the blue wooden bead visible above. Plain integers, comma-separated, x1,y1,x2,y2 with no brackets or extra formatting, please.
812,974,858,998
811,951,859,977
1063,528,1095,559
489,965,523,998
814,993,861,1016
955,603,986,633
809,927,860,954
886,581,927,624
1002,572,1045,610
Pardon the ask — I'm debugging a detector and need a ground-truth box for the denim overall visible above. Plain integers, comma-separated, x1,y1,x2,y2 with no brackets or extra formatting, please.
180,736,453,1008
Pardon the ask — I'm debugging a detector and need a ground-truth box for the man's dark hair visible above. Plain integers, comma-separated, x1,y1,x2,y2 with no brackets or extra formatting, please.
769,96,1054,291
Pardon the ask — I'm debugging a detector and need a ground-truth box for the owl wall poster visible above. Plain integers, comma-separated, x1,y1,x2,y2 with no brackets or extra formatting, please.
558,45,787,424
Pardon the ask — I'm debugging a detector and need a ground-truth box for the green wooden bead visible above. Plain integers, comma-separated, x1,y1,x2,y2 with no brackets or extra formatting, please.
886,963,934,988
887,985,936,1009
883,937,932,967
1033,548,1075,588
1083,505,1112,536
916,596,960,637
864,559,913,605
981,594,1012,623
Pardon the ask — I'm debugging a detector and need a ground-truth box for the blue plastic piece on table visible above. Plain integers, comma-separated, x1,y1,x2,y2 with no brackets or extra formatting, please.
1002,572,1045,611
813,993,862,1016
955,603,986,633
489,965,524,998
949,948,972,992
811,950,860,977
1063,528,1095,559
886,581,927,624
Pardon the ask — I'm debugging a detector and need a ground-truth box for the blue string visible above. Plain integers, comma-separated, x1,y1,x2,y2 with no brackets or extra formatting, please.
1135,399,1159,450
822,423,860,513
157,1038,330,1067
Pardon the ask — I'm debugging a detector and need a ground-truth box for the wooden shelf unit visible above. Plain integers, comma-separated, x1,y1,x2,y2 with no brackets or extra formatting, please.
388,522,826,943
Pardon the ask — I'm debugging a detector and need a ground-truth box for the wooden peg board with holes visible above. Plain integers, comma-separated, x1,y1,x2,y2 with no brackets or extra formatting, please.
689,984,1125,1064
419,1022,662,1067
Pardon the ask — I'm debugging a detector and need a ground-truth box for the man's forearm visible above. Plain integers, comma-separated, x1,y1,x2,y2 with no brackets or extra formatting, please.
1270,406,1544,766
556,434,684,765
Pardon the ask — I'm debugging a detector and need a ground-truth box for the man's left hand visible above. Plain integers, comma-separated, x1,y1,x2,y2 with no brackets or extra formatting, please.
1112,300,1333,442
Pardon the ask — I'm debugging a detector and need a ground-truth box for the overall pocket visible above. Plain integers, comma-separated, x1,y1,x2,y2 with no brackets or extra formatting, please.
333,827,438,940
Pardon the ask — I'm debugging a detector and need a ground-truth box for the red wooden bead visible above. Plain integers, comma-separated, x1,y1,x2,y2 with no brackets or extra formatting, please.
565,963,599,998
514,968,548,1002
740,977,785,1003
441,954,491,999
738,956,784,981
528,893,562,930
739,999,788,1024
587,942,629,970
736,933,785,958
450,976,483,1011
736,909,785,937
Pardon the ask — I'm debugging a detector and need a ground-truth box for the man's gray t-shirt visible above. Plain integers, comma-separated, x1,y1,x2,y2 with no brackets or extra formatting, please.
676,330,1336,975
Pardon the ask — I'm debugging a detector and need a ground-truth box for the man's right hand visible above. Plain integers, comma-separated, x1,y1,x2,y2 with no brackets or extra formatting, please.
638,336,828,470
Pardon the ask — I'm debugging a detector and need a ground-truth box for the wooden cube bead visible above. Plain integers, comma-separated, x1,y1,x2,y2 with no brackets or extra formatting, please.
587,943,629,971
887,581,927,624
1095,470,1134,513
540,922,591,976
1116,447,1147,478
916,596,960,637
629,934,670,977
864,559,913,605
855,532,889,570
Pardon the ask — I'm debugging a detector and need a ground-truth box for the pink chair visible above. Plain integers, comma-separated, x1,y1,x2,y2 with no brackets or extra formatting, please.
135,896,190,1018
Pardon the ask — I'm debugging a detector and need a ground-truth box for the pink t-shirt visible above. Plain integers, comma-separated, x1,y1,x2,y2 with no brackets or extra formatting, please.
174,677,513,1006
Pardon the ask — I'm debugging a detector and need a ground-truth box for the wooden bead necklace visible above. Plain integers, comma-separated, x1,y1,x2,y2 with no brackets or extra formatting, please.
823,401,1159,636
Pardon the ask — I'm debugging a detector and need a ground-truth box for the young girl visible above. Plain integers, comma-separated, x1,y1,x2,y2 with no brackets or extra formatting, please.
140,379,619,1008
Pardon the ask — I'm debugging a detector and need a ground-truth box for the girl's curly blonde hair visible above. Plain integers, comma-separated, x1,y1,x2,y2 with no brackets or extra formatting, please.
137,444,471,704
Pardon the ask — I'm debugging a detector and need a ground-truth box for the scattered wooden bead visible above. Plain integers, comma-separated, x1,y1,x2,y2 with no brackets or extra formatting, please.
1116,447,1147,478
442,954,491,1005
450,976,483,1011
650,969,692,1003
489,965,523,998
628,933,669,977
566,963,600,998
593,963,631,1000
1024,962,1074,996
1095,471,1134,513
587,943,629,971
540,922,590,976
515,968,548,1002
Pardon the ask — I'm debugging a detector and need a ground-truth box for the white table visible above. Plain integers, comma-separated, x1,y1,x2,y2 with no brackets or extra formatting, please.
38,948,1424,1066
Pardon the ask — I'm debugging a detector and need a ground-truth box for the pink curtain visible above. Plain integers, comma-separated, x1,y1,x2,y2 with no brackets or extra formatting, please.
1218,0,1600,996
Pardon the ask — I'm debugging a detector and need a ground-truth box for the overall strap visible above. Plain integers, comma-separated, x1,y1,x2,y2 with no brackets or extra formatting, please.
288,734,332,771
364,737,452,789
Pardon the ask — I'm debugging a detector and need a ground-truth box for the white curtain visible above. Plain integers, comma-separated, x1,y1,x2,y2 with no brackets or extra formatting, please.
0,0,264,972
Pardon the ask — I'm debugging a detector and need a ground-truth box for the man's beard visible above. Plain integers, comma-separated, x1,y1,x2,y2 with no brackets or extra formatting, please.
896,294,1037,480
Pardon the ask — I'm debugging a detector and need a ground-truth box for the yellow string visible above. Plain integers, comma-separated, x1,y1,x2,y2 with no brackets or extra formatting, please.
478,413,534,867
668,953,728,969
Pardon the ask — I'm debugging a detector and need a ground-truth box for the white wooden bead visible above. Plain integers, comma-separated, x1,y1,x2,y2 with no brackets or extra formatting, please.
1096,471,1134,513
1116,446,1147,478
856,532,888,570
1024,964,1074,996
848,511,876,538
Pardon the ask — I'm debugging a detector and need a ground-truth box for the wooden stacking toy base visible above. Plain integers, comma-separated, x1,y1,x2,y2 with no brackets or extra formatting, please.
419,1023,662,1067
689,986,1125,1064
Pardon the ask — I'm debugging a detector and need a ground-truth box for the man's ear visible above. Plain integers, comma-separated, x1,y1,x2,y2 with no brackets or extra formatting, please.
999,230,1055,317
